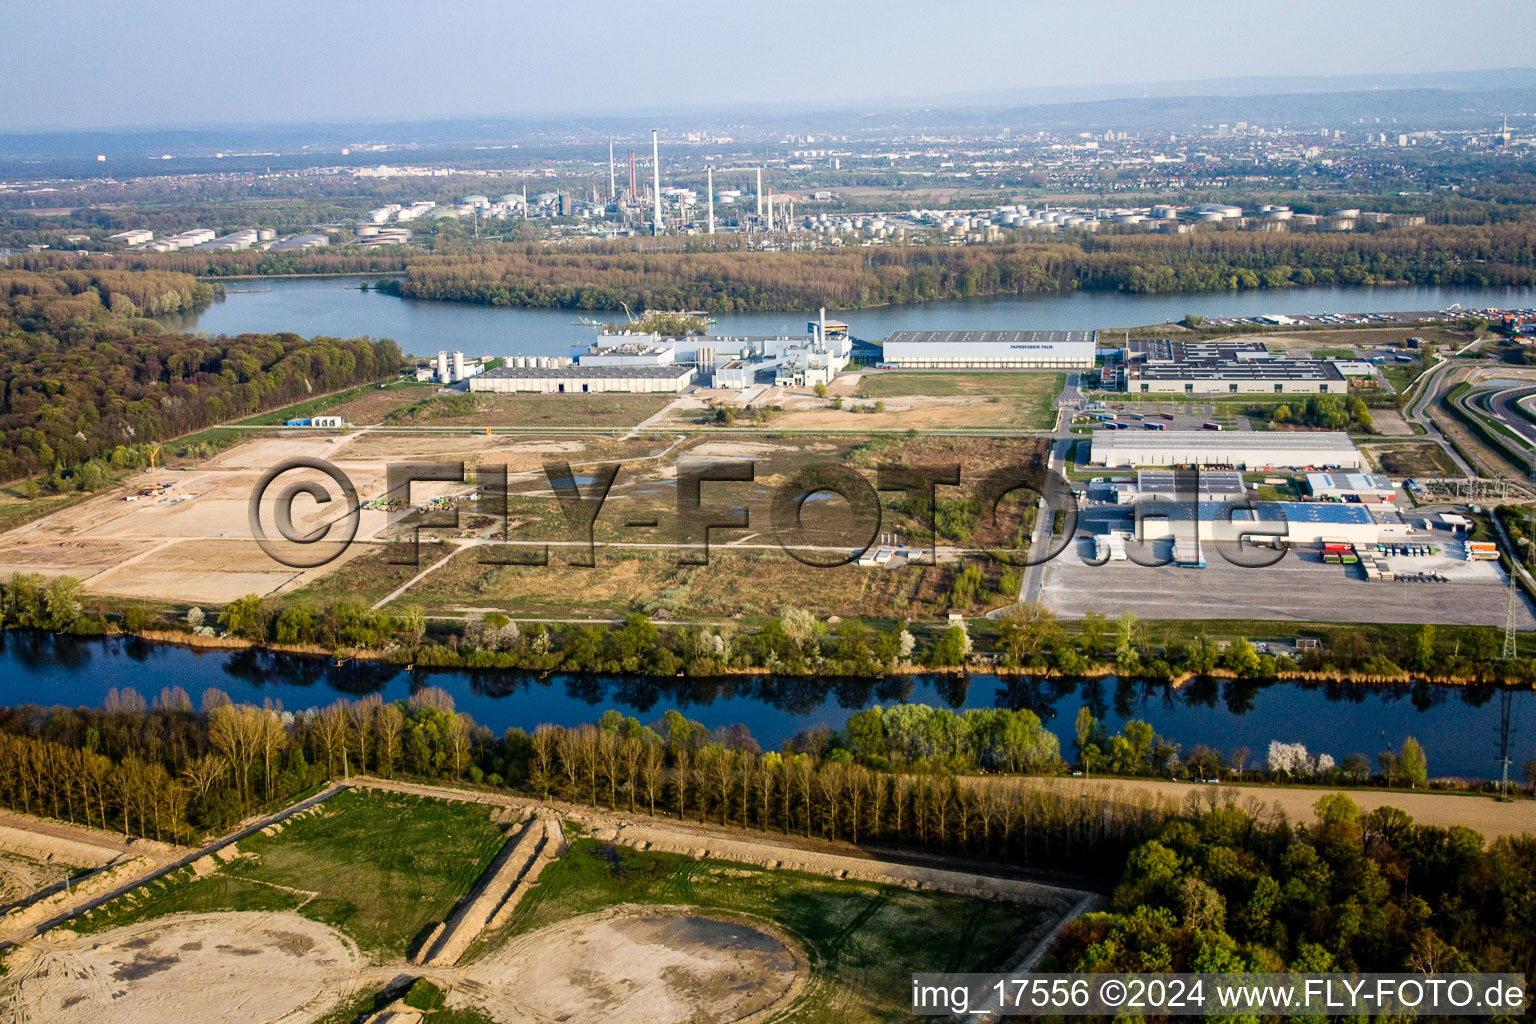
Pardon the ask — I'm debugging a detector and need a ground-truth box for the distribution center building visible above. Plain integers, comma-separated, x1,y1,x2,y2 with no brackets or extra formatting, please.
1305,472,1396,502
1119,338,1347,394
880,330,1097,369
1133,500,1387,547
1091,430,1363,469
469,365,695,394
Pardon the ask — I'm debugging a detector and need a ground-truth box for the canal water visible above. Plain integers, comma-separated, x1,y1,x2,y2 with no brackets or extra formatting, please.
160,277,1536,360
1,633,1527,780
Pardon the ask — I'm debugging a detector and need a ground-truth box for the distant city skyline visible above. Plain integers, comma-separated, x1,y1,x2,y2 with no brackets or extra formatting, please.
0,0,1528,131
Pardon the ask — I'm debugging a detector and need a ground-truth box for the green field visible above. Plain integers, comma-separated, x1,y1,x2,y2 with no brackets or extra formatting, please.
235,381,401,426
391,392,673,430
74,790,507,957
492,836,1037,1024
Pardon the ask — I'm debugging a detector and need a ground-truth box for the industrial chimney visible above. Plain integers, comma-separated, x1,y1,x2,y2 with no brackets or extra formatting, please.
706,166,714,235
608,138,616,200
755,167,763,219
651,129,662,235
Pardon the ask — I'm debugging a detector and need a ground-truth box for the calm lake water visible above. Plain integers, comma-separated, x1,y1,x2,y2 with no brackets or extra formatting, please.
2,633,1528,780
160,277,1536,360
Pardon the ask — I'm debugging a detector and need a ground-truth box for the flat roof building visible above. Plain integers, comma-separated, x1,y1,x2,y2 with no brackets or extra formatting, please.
1306,472,1396,502
1120,337,1346,394
469,364,695,394
1091,431,1363,469
1133,500,1385,547
1134,469,1247,503
881,330,1096,369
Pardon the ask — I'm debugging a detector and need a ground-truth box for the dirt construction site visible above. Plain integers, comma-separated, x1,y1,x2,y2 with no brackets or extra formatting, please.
0,781,1087,1024
0,430,660,607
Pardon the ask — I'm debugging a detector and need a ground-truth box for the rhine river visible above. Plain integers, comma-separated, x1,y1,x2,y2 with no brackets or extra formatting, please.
30,278,1523,777
160,276,1536,359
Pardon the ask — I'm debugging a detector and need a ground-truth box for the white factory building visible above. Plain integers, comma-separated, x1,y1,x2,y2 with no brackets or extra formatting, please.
576,325,852,389
1129,500,1397,548
469,365,695,394
1091,431,1363,469
418,350,488,384
1305,472,1397,502
881,330,1097,369
108,229,153,246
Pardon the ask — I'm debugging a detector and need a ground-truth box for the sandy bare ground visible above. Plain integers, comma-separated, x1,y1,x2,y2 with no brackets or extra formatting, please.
453,906,805,1024
1051,776,1536,841
2,911,361,1024
0,853,70,907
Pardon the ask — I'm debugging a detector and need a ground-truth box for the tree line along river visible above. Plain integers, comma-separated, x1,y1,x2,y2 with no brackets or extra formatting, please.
1,632,1528,780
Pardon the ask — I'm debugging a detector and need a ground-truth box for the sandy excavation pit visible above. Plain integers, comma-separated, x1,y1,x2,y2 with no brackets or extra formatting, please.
456,908,806,1024
2,911,361,1024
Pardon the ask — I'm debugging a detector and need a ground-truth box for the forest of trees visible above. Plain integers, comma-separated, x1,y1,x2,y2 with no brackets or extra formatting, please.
1055,794,1536,978
18,217,1535,313
0,269,403,484
352,221,1536,311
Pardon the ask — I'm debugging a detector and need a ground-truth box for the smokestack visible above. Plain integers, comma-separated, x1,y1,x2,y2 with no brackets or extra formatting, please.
756,167,763,219
521,185,527,217
706,165,714,235
608,138,616,199
819,307,826,343
651,129,662,235
766,192,773,232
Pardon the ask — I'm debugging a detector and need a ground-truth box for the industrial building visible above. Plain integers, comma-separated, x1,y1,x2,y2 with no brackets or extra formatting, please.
1306,472,1396,502
469,364,695,394
578,315,852,389
880,330,1097,369
1132,500,1393,547
1091,431,1363,469
418,350,488,384
1119,338,1346,394
1134,469,1247,503
108,229,153,246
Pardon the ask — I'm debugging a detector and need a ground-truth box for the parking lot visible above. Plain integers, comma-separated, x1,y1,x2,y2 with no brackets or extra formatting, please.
1040,532,1535,627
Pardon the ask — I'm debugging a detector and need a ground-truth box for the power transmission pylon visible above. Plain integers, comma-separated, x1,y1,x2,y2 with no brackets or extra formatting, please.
1496,686,1515,796
1503,568,1519,661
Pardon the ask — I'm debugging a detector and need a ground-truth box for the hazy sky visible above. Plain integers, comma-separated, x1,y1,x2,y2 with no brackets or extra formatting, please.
1,0,1526,130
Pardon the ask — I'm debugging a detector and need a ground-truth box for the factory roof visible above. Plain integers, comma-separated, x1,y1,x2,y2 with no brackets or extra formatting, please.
884,329,1096,347
1136,468,1247,498
1131,360,1345,383
1306,472,1395,491
1140,500,1376,525
1127,338,1269,362
1094,431,1357,451
478,365,692,380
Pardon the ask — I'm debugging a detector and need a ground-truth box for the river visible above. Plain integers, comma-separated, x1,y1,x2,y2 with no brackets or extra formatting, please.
159,276,1536,359
1,633,1527,780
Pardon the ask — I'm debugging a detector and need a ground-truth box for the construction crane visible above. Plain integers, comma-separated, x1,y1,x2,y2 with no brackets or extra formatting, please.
147,444,161,488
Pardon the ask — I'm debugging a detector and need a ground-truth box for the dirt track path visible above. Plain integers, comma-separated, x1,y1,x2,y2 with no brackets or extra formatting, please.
1054,776,1536,840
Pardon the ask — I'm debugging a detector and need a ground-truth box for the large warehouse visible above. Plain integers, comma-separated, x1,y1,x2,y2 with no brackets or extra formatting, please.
1119,337,1347,395
880,330,1097,369
469,364,695,394
1133,500,1387,546
1091,430,1363,469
